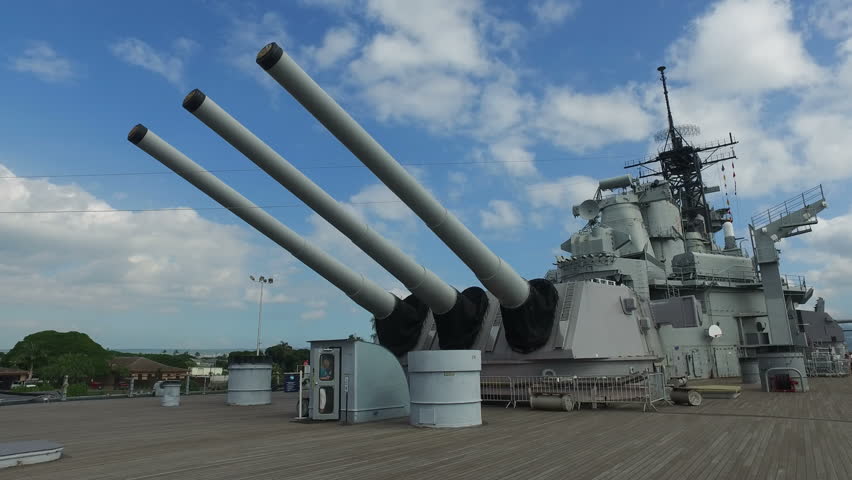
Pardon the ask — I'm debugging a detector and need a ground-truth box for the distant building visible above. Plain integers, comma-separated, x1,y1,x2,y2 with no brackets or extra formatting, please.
190,367,224,376
111,357,188,387
0,368,29,389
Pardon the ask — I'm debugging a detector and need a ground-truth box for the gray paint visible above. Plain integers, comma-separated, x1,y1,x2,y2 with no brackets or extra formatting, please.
408,350,481,428
798,310,845,346
410,280,660,377
751,194,827,346
600,199,650,256
227,363,272,406
651,296,701,328
310,340,410,423
758,352,809,392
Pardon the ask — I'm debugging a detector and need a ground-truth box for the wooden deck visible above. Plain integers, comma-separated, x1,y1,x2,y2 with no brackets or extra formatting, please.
3,377,852,479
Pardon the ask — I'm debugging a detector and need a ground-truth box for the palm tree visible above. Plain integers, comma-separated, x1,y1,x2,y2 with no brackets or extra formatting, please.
14,342,46,380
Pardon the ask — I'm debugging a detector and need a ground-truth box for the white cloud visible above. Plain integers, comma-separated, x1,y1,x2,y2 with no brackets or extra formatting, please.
347,0,491,128
9,42,75,83
486,138,538,177
448,171,467,185
223,12,289,91
369,72,478,125
173,37,199,57
350,183,412,221
789,211,852,316
0,164,256,308
668,0,822,94
480,200,522,230
474,80,535,140
301,309,327,320
110,37,197,87
300,0,353,10
809,0,852,39
303,25,359,70
447,171,468,201
530,0,579,25
790,112,852,180
361,0,489,75
536,86,654,151
526,176,598,209
303,211,405,292
650,10,852,198
306,299,328,308
243,287,297,305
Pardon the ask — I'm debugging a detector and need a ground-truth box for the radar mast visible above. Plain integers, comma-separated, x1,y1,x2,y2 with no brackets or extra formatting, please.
625,66,738,236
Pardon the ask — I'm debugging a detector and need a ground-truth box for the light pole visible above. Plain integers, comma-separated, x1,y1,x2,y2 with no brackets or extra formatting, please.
249,275,274,355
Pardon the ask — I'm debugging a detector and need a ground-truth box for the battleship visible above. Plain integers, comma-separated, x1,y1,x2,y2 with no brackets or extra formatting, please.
4,42,852,479
131,43,847,388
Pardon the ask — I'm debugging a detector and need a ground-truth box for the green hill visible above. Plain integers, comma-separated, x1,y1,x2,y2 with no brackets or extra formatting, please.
4,330,111,378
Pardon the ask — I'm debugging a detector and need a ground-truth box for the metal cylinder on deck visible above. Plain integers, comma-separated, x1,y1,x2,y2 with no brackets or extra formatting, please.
758,352,809,392
529,394,574,411
740,358,760,384
160,382,181,407
407,350,481,428
670,389,702,406
227,356,273,406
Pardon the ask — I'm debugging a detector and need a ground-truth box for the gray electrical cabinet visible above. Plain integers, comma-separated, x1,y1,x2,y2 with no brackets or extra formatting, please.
309,339,410,423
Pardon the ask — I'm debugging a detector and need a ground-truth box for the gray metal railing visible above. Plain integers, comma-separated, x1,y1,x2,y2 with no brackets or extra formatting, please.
751,185,824,229
479,376,513,408
480,373,667,412
670,265,757,284
805,351,850,377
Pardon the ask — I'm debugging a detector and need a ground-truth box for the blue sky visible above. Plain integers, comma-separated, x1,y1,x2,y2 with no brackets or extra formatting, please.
2,0,852,350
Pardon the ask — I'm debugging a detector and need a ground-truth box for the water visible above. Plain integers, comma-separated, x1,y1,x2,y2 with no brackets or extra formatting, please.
843,326,852,350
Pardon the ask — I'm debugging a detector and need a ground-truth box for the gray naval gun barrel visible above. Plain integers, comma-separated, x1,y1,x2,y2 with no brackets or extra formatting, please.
127,125,422,333
181,90,487,353
256,42,558,353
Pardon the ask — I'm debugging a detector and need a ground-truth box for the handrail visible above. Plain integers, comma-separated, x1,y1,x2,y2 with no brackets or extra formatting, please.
751,185,824,229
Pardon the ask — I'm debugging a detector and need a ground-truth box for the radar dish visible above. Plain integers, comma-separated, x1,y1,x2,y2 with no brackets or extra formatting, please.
654,124,701,142
577,199,601,220
707,325,723,338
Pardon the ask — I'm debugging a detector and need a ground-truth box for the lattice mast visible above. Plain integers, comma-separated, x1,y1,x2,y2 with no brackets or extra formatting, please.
625,66,739,236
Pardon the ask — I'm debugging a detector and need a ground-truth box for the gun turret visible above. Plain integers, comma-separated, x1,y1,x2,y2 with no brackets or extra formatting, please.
256,42,558,353
127,125,423,349
181,90,490,352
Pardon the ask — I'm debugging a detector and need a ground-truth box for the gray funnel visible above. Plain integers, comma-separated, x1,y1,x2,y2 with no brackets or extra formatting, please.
256,42,530,309
127,124,399,320
181,90,458,315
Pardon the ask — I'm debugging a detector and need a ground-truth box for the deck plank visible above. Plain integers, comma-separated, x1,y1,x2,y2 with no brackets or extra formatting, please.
2,377,852,479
